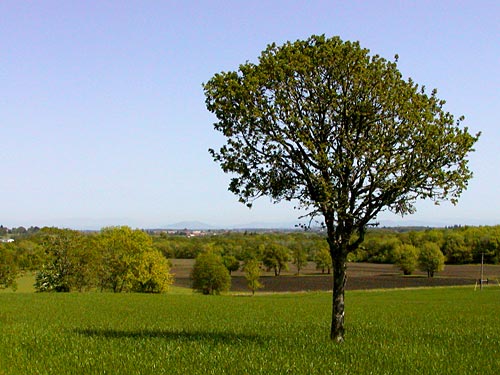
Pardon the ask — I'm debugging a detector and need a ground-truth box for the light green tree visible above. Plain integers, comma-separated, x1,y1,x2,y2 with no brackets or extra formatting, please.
191,252,231,295
314,245,332,274
204,35,479,341
418,242,445,277
134,250,174,293
393,244,419,275
96,226,172,293
243,258,263,295
442,232,471,264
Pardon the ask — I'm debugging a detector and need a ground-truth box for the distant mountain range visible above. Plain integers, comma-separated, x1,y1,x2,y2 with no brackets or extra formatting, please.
11,217,495,231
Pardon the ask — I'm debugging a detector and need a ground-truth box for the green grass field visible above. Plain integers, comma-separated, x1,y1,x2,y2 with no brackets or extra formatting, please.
1,287,499,374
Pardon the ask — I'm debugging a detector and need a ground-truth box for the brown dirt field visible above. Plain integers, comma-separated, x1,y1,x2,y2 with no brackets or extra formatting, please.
170,259,500,292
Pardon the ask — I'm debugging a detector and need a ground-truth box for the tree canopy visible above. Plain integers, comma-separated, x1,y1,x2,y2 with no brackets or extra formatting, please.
204,35,479,342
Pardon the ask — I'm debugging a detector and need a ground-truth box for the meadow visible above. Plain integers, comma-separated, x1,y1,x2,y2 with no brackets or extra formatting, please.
1,287,499,374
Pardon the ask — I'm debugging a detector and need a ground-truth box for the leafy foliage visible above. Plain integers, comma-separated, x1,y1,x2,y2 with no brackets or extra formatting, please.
96,226,173,293
222,254,240,275
262,243,290,276
134,250,174,293
418,242,445,277
314,245,332,274
0,244,17,290
243,258,263,295
34,228,91,292
393,244,419,275
32,226,173,293
290,243,308,275
191,252,231,295
205,34,479,340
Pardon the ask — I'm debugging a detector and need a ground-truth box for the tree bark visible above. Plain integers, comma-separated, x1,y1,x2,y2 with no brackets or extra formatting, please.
330,251,347,342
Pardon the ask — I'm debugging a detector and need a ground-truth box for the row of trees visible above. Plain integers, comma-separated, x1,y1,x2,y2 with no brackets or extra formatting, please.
355,226,500,265
393,242,445,277
1,226,173,293
151,226,500,268
3,225,498,292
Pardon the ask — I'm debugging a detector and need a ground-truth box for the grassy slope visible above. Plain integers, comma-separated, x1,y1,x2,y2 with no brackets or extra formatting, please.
1,288,499,374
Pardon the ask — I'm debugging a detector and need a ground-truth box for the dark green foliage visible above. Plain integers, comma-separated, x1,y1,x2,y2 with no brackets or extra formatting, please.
191,252,231,295
0,244,17,290
222,255,240,275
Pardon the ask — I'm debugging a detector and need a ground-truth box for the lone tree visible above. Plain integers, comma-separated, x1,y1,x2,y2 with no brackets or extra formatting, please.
418,241,445,277
204,35,479,342
191,252,231,295
243,258,263,295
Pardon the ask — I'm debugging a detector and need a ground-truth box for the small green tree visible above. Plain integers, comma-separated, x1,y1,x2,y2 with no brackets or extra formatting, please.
191,252,231,295
291,244,308,275
418,242,445,277
222,254,240,275
314,246,332,274
393,244,419,275
262,243,290,276
243,259,263,295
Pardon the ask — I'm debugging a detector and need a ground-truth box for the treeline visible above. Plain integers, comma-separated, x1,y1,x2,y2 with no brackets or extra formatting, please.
151,226,500,265
356,225,500,265
0,226,173,293
1,225,499,292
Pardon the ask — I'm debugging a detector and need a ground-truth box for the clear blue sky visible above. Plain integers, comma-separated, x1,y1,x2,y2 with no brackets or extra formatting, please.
1,1,498,229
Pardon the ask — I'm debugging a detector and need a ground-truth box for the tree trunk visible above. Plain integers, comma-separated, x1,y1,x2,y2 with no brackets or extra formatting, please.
330,251,347,342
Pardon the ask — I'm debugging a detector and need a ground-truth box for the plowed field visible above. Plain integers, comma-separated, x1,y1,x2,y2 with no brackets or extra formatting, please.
170,260,500,292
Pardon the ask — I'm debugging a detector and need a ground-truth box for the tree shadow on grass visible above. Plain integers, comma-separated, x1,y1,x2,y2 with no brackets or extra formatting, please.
73,328,264,344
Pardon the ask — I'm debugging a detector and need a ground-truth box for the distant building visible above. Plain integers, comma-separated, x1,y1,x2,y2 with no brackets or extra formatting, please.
0,238,14,243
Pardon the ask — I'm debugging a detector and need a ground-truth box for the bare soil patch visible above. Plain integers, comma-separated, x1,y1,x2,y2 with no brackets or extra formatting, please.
170,259,500,292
